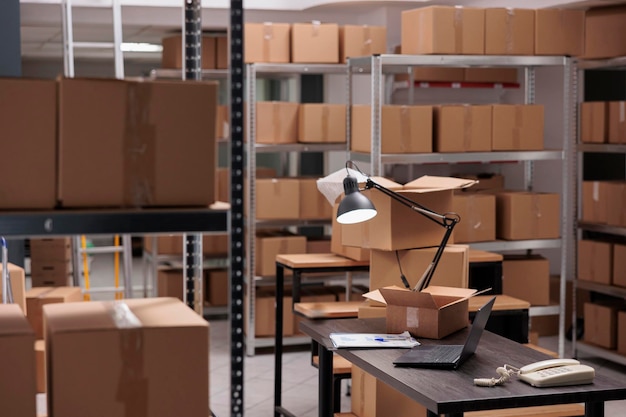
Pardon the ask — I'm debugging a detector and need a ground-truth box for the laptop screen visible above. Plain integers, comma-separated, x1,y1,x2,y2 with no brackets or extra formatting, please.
459,296,496,363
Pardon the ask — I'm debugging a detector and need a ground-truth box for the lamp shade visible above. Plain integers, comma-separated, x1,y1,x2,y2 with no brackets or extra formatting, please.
336,176,377,224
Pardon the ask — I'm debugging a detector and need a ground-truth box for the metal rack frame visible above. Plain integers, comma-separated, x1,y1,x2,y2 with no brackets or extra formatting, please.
347,54,576,358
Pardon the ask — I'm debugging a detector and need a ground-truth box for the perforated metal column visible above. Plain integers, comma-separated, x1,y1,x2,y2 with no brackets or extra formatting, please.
230,1,245,416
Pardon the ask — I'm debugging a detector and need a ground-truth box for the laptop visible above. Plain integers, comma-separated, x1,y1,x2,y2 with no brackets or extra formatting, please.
392,296,496,369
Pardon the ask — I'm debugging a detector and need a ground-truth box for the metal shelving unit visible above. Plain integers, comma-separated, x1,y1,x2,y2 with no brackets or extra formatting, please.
574,56,626,366
347,54,577,358
244,62,348,356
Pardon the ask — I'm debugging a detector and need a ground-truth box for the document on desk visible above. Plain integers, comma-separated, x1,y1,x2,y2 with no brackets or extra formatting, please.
329,331,420,348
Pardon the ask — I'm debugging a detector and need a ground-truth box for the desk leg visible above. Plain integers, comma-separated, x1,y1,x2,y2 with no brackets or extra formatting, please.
293,270,302,304
274,263,285,417
318,342,333,417
585,401,604,417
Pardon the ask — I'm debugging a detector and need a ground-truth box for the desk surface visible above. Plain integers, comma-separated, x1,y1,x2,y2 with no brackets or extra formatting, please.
469,295,530,312
300,318,626,416
275,253,369,269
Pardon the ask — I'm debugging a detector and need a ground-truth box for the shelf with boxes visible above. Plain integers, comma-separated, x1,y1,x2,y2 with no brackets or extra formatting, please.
575,55,626,366
346,52,577,358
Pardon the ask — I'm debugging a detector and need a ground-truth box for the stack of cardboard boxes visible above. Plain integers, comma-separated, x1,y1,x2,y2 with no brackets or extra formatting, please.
30,238,72,287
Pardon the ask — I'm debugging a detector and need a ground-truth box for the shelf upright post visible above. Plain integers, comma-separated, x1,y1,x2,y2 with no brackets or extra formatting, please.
182,0,204,315
346,63,353,162
523,66,537,191
230,1,246,414
245,63,257,357
371,55,383,176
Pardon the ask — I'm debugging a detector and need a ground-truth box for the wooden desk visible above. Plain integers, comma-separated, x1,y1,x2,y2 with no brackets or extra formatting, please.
471,295,530,344
300,317,626,417
274,253,369,417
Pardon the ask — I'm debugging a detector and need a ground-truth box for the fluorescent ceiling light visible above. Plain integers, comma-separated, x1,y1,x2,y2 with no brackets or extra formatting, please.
121,42,163,52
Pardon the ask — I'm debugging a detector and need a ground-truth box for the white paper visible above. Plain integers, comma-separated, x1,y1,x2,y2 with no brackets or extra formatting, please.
329,331,420,349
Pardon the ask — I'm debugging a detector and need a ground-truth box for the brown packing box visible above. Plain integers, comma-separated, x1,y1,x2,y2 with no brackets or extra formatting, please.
584,301,623,349
534,9,585,56
581,102,608,143
215,36,228,69
31,260,72,277
299,177,332,220
0,263,27,314
502,255,550,306
578,239,612,285
30,238,72,262
584,5,626,59
215,166,276,203
244,22,290,63
35,340,45,393
495,191,560,240
618,311,626,356
357,302,386,319
291,22,339,64
245,286,293,337
0,304,37,417
434,105,492,152
254,178,300,219
369,245,469,291
157,268,185,301
454,173,504,192
581,181,608,223
492,104,544,151
485,8,535,55
339,25,387,63
161,35,216,69
31,274,70,288
530,276,582,337
0,78,56,209
43,298,209,417
368,285,476,339
613,243,626,288
58,78,217,208
306,237,331,254
216,104,229,139
255,101,299,144
342,176,476,251
606,181,626,227
608,101,626,144
463,68,518,84
298,103,346,143
351,105,433,154
401,6,485,55
206,269,228,307
351,364,427,417
452,192,496,243
331,203,370,262
143,234,228,256
26,287,82,340
255,230,307,276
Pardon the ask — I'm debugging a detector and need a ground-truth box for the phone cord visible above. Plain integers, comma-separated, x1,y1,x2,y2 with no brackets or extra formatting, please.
474,364,521,387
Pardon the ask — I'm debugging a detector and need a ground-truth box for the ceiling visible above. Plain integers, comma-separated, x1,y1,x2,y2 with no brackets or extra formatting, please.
19,0,626,63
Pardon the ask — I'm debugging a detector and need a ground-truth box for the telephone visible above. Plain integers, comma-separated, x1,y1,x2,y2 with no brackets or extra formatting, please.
518,359,595,388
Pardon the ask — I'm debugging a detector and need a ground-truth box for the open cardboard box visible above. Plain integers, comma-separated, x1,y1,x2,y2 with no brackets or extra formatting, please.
364,285,477,339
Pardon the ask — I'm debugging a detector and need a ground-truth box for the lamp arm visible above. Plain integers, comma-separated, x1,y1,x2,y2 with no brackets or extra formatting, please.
412,219,458,292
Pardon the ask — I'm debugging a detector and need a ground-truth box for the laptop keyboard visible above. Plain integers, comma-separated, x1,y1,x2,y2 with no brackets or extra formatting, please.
425,345,462,363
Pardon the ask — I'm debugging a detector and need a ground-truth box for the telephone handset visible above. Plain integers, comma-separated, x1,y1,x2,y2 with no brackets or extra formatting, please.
518,359,595,387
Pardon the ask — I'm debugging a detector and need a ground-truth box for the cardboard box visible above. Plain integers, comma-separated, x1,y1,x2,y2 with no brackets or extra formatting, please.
291,22,339,63
357,302,387,319
206,269,228,307
606,181,626,227
613,243,626,288
618,310,626,356
434,105,492,152
161,35,216,69
245,286,293,337
351,364,427,417
298,103,346,143
584,5,626,59
26,287,83,339
30,238,72,262
331,203,370,262
581,102,608,143
35,340,45,394
492,104,544,151
584,301,622,349
143,234,228,256
463,68,518,84
369,245,469,291
157,268,185,301
215,36,228,69
485,8,535,55
342,176,476,251
216,166,276,203
530,276,581,337
306,237,331,254
255,101,299,144
31,259,72,277
0,262,27,314
454,173,504,192
452,192,496,243
534,9,585,56
0,78,56,209
340,25,387,63
59,78,217,208
31,273,70,288
216,104,229,139
244,22,290,63
351,105,433,154
502,255,550,306
0,304,36,417
578,239,612,285
608,101,626,144
401,6,485,55
582,181,608,224
299,177,333,220
396,67,465,83
255,178,300,219
495,191,560,240
371,285,476,339
43,298,209,417
255,231,307,276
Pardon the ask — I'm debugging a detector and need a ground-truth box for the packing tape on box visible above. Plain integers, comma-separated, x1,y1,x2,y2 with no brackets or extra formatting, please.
505,8,515,54
454,7,463,54
273,102,281,140
532,194,541,237
406,306,420,329
311,20,321,37
321,105,329,141
262,23,273,62
361,25,372,56
463,105,472,151
400,106,411,152
620,102,626,143
513,105,524,149
108,301,148,417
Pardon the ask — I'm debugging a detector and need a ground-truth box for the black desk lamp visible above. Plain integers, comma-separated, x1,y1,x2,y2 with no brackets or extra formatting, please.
336,162,460,292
